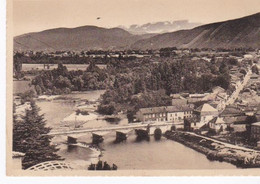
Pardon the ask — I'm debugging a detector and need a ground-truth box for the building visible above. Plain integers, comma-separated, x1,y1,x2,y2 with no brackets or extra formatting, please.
136,107,167,122
208,117,227,132
12,151,25,170
136,105,193,123
187,93,209,103
212,86,225,94
166,106,193,122
250,73,259,81
195,103,218,123
251,122,260,140
170,94,187,106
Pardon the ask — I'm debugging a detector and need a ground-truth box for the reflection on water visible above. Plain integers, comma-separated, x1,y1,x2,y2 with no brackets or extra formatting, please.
99,132,237,170
57,144,93,170
37,91,237,170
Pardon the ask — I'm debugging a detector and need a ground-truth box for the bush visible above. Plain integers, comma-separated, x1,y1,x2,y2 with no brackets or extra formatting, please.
97,103,116,115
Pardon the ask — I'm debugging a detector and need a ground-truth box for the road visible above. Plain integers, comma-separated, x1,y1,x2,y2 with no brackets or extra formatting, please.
184,131,260,153
46,121,180,136
221,68,252,111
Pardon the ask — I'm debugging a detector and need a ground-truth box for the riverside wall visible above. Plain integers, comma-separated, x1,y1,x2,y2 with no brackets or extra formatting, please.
164,131,260,168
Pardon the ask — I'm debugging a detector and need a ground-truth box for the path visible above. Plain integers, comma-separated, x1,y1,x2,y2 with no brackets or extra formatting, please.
183,131,260,153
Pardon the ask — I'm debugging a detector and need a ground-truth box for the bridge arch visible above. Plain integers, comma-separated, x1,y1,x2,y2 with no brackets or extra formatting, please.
154,128,162,140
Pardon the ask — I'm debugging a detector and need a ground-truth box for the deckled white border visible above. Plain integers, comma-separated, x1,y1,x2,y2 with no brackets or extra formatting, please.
1,0,260,183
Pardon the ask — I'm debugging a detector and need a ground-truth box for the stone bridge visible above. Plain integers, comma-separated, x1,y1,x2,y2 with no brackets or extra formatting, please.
46,122,181,144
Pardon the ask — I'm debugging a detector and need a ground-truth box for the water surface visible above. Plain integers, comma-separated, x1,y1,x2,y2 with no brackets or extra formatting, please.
36,90,237,170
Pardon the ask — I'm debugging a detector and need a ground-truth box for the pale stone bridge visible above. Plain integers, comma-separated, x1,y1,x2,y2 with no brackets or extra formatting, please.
47,122,181,144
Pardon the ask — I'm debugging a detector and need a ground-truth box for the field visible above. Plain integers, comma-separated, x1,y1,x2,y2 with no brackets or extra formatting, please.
22,64,107,71
13,80,34,94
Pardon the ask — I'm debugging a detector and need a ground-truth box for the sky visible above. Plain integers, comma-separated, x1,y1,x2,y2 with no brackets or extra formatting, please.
13,0,260,36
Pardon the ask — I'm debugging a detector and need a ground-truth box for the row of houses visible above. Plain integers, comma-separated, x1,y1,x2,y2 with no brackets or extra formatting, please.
171,86,228,111
136,105,193,123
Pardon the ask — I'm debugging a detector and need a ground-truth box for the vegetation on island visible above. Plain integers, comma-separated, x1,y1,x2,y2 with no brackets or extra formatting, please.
31,61,108,95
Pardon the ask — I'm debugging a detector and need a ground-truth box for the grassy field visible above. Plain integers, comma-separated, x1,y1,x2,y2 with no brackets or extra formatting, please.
22,64,106,71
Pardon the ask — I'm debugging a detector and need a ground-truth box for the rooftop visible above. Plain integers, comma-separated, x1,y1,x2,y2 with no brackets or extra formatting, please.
12,151,25,158
252,122,260,126
195,103,218,113
139,105,193,114
212,86,225,93
209,117,225,124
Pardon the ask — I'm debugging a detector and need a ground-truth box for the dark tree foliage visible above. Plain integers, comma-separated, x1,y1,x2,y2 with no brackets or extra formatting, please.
31,62,108,95
88,161,117,170
19,90,36,104
98,58,231,119
13,101,62,169
29,56,232,120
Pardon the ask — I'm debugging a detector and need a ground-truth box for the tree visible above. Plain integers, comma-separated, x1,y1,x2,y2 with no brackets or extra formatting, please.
72,76,84,91
13,52,23,79
19,90,36,104
54,75,72,89
219,62,228,74
56,62,69,76
13,101,61,169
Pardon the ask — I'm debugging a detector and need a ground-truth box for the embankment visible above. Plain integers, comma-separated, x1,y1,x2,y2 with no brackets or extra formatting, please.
164,131,260,168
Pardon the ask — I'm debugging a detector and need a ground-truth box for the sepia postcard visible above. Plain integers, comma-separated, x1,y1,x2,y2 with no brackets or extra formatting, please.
6,0,260,176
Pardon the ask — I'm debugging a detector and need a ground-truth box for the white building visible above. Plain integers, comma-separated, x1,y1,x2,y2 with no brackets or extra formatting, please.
166,106,193,122
12,151,25,170
208,117,227,132
195,103,219,124
136,105,193,123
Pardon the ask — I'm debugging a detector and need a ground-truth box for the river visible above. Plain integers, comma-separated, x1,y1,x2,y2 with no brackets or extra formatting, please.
36,90,237,170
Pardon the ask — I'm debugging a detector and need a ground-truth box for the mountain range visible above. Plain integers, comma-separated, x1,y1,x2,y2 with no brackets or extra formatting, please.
14,13,260,51
132,13,260,49
119,20,201,34
14,26,154,51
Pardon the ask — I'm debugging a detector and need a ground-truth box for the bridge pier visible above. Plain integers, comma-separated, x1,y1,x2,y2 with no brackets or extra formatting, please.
92,132,108,144
67,136,77,144
115,130,132,143
115,131,127,142
135,129,149,141
92,133,104,144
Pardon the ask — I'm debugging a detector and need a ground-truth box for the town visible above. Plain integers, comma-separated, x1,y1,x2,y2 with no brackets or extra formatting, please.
12,46,260,170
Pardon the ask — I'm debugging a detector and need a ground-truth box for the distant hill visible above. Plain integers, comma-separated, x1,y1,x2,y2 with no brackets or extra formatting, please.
119,20,201,34
14,26,153,51
14,13,260,51
131,13,260,49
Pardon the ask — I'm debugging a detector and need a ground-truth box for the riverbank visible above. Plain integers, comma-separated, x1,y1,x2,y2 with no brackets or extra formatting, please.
164,131,260,168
